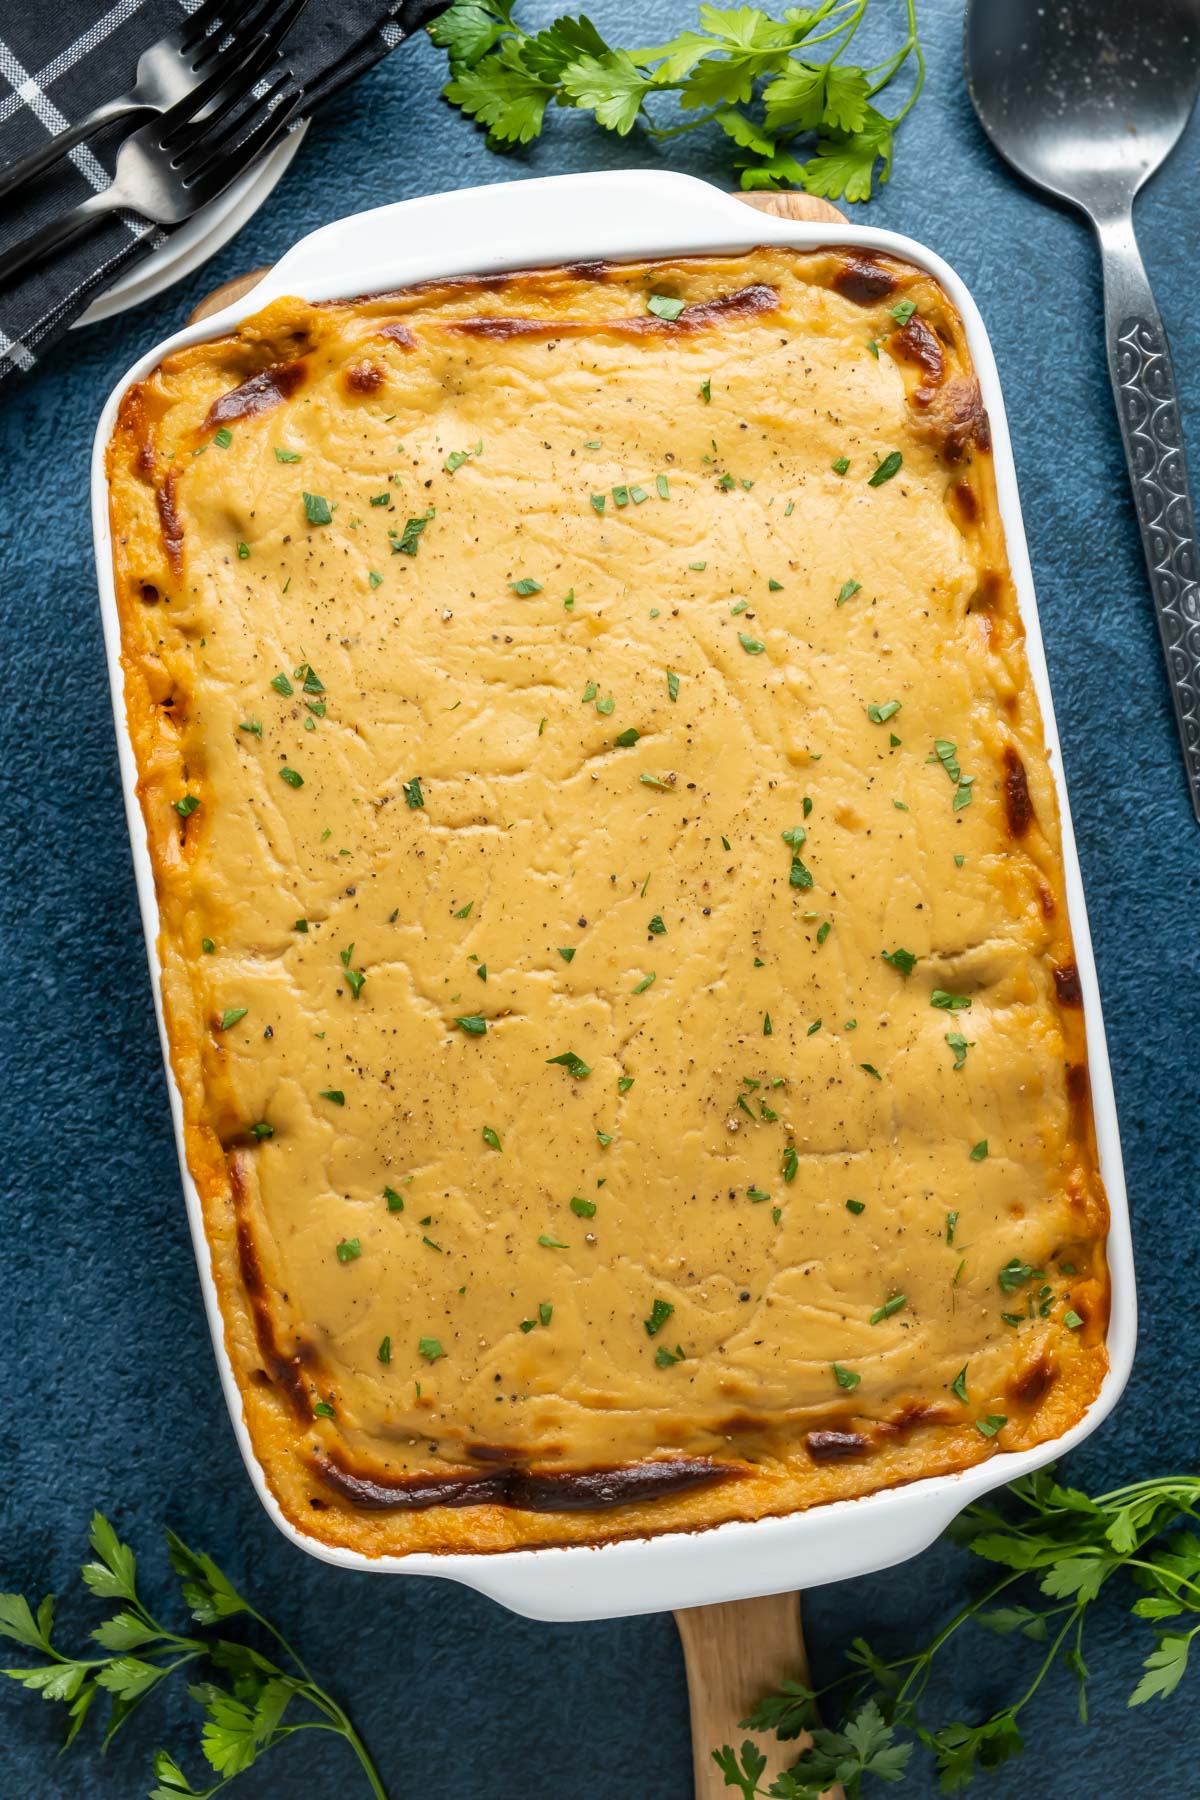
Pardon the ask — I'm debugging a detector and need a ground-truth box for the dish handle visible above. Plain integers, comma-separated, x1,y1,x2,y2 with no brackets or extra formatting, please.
675,1593,844,1800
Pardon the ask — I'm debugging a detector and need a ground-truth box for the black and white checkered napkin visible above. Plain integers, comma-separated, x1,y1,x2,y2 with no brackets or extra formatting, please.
0,0,443,380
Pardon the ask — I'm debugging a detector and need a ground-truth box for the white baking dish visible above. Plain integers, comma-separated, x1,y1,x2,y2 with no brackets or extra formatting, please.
91,170,1135,1623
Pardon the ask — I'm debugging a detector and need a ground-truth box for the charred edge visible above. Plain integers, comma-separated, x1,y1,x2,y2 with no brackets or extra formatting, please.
1037,880,1057,921
565,260,613,281
1066,1062,1090,1108
203,360,307,431
1054,962,1083,1007
894,314,946,387
805,1430,869,1462
927,375,992,462
449,285,780,341
345,361,385,394
832,256,896,304
874,1401,949,1440
1003,745,1034,838
951,478,979,525
313,1453,742,1513
1008,1356,1057,1408
375,322,417,348
229,1155,312,1422
155,473,184,577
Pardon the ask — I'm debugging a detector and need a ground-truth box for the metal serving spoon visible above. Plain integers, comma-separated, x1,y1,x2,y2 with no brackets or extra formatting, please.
965,0,1200,823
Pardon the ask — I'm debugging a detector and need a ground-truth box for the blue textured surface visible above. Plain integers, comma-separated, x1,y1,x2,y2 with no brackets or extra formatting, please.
2,3,1199,1795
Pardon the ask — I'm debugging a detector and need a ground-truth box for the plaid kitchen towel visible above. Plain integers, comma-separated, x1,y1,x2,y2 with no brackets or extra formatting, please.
0,0,444,379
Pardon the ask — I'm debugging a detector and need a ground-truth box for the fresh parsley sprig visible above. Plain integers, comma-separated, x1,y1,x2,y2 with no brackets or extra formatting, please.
0,1514,386,1799
429,0,925,202
715,1467,1200,1796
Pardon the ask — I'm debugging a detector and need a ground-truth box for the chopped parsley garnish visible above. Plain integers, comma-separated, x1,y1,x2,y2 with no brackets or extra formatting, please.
454,901,474,919
976,1415,1007,1438
369,569,383,589
870,1294,907,1324
557,947,577,963
931,989,972,1011
656,1344,686,1366
239,718,262,738
951,1365,969,1402
271,672,293,696
891,299,917,324
867,700,901,723
970,1140,989,1162
335,1238,361,1263
455,1015,487,1034
547,1051,590,1077
172,794,199,818
639,772,672,791
832,456,850,475
391,509,433,556
999,1257,1038,1293
319,1089,345,1105
699,378,711,403
860,1063,882,1080
846,1199,865,1215
783,1145,799,1183
833,1363,861,1390
868,451,903,487
632,972,656,994
278,767,303,788
946,1031,971,1069
537,1234,567,1248
418,1337,445,1362
344,969,366,999
250,1122,273,1140
237,541,250,560
570,1195,597,1218
618,1075,634,1093
213,427,232,448
510,577,542,595
274,446,301,463
403,777,424,809
738,633,765,655
482,1126,501,1150
763,1012,772,1036
644,1298,675,1336
747,1185,771,1203
648,293,685,321
656,474,670,499
313,1401,335,1419
667,671,680,702
1064,1310,1084,1330
648,915,666,935
218,1008,247,1031
303,492,332,526
946,1211,958,1244
377,1336,391,1363
384,1186,405,1212
836,579,861,606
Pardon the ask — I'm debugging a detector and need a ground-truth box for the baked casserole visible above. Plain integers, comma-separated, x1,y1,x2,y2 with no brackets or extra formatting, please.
107,247,1109,1556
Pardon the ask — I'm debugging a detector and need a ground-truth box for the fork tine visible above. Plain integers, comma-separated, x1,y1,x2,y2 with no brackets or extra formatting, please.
156,0,308,154
178,0,233,57
183,85,303,204
178,68,296,184
188,0,290,70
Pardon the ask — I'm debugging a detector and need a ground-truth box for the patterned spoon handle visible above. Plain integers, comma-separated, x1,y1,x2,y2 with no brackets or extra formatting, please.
1098,208,1200,823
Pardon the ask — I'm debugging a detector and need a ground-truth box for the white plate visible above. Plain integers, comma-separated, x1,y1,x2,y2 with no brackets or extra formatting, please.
91,171,1136,1623
74,121,307,329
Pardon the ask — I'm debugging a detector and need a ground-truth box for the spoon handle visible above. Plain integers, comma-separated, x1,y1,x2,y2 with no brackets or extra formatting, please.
1097,211,1200,823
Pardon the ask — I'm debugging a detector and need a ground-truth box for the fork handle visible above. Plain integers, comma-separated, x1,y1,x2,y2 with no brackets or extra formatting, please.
0,96,147,208
0,186,121,288
1098,208,1200,824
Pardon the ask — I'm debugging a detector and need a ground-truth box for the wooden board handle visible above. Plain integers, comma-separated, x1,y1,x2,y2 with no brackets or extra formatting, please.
675,1594,843,1800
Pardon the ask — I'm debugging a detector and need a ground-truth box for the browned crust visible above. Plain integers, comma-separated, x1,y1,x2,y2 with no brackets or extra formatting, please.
155,473,184,577
314,1451,743,1513
832,254,897,304
448,284,779,341
806,1430,869,1462
1003,745,1035,838
202,360,306,431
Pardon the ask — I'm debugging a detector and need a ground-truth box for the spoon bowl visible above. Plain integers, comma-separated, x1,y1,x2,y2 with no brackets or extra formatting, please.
966,0,1200,219
966,0,1200,823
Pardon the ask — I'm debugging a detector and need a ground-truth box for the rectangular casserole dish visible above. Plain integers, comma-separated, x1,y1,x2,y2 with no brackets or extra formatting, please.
92,171,1134,1622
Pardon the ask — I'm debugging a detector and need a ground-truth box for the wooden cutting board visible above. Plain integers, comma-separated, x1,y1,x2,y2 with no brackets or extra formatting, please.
187,187,848,1800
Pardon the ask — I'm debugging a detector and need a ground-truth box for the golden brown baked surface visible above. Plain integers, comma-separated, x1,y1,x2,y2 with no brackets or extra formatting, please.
107,247,1109,1557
